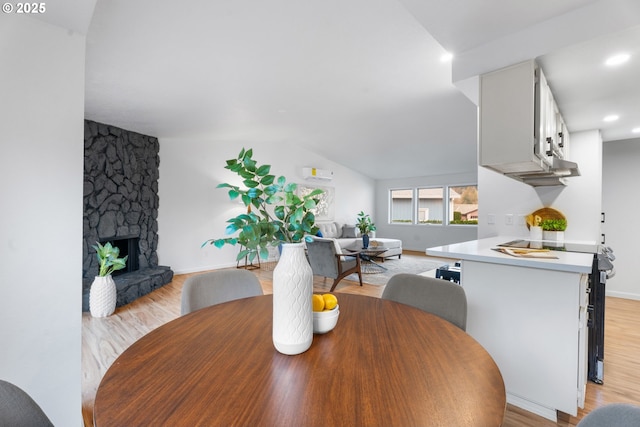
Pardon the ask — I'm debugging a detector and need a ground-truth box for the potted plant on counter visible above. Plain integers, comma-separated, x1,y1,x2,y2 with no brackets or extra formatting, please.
89,241,128,317
540,218,567,243
356,211,376,249
203,148,324,355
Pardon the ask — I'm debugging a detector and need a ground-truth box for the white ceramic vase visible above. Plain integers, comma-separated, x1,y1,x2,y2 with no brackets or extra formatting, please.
89,275,117,317
272,242,313,355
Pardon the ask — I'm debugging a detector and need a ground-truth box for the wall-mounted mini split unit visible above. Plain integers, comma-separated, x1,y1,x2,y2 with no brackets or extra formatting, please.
302,167,333,181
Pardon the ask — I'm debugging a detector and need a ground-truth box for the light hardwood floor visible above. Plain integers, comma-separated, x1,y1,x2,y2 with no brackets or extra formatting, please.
82,251,640,426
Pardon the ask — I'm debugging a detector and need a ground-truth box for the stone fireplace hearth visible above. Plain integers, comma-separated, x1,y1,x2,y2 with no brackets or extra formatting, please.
82,120,173,311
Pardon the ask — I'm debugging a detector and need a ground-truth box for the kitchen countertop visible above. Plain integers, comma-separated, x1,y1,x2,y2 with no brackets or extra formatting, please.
426,236,594,274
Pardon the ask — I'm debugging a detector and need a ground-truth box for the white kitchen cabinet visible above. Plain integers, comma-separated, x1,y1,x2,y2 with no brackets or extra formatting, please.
427,237,593,422
480,60,570,177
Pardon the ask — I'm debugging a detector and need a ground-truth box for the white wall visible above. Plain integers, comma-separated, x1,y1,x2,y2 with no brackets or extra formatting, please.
0,16,85,426
158,140,375,273
375,171,479,251
478,130,603,244
602,137,640,300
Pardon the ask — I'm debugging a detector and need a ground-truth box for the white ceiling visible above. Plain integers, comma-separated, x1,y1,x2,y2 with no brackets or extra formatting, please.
83,0,640,180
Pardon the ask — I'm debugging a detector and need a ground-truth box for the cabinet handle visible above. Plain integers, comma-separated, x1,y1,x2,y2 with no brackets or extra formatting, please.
546,137,553,156
558,132,564,148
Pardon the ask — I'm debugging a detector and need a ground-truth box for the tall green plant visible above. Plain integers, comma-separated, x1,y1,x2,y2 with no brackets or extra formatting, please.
93,242,128,277
203,148,324,262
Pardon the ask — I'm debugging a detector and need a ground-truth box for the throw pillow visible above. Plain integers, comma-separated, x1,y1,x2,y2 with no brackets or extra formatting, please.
342,225,357,238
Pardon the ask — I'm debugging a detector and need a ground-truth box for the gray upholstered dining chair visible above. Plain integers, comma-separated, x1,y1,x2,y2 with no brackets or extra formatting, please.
306,238,363,291
382,273,467,331
0,379,54,426
577,403,640,426
180,269,263,315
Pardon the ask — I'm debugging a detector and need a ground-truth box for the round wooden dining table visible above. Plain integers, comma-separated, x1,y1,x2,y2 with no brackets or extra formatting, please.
94,294,506,426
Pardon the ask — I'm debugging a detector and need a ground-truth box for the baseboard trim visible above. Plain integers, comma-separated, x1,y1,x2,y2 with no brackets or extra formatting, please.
507,393,558,422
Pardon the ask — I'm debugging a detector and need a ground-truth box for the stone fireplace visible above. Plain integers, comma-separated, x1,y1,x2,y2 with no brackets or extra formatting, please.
82,120,173,311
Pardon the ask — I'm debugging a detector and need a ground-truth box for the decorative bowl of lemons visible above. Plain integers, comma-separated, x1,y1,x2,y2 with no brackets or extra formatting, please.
312,293,340,334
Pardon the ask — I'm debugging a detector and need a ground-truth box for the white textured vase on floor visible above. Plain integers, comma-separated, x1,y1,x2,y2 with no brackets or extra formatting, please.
89,275,117,317
272,242,313,355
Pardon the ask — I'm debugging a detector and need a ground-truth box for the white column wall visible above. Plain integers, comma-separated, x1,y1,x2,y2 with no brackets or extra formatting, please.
0,16,85,426
602,137,640,300
157,140,375,273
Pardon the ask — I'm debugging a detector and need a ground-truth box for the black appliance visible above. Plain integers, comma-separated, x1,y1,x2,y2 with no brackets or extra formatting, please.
436,261,461,283
498,239,615,384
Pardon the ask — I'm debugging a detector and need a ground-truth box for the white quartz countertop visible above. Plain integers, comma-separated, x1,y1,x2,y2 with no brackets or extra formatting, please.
426,236,594,273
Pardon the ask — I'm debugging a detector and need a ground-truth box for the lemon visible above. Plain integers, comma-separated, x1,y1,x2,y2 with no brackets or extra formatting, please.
322,293,338,311
312,294,325,312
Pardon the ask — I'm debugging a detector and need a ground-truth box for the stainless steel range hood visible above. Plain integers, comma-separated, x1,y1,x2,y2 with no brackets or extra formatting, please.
505,157,580,187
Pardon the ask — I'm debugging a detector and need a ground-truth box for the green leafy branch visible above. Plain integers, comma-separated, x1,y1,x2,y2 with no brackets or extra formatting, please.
93,241,128,277
203,148,324,262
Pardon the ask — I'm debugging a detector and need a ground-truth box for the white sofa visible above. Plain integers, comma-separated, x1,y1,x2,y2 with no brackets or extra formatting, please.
315,222,402,261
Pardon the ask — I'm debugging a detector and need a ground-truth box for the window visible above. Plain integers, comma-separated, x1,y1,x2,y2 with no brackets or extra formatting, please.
417,187,443,224
449,186,478,225
388,185,478,226
390,189,413,223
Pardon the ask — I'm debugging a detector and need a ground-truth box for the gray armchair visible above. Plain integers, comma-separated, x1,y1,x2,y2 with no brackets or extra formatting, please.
306,238,363,291
181,269,263,315
0,379,53,426
382,273,467,331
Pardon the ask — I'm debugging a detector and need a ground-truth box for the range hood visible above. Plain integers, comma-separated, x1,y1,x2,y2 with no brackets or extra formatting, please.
479,60,581,188
505,157,580,187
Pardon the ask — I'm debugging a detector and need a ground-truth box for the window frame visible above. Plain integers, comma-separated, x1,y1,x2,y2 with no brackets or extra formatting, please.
388,184,478,227
388,188,415,225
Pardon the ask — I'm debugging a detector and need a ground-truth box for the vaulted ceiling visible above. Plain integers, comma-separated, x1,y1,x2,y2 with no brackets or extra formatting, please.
79,0,640,180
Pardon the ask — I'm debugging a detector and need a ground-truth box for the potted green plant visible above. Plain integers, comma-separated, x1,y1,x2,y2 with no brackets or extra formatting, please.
356,211,376,248
540,218,567,243
89,241,128,317
204,148,324,355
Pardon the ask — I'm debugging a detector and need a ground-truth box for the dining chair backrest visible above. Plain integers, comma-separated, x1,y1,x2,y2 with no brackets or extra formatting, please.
0,379,54,426
180,269,263,315
577,403,640,426
382,273,467,331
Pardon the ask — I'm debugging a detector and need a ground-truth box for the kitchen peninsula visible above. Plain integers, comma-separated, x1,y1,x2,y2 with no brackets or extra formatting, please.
427,236,594,422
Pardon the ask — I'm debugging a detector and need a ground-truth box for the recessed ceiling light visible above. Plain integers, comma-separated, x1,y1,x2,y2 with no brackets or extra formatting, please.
440,52,453,62
632,127,640,134
603,115,619,122
605,53,630,66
